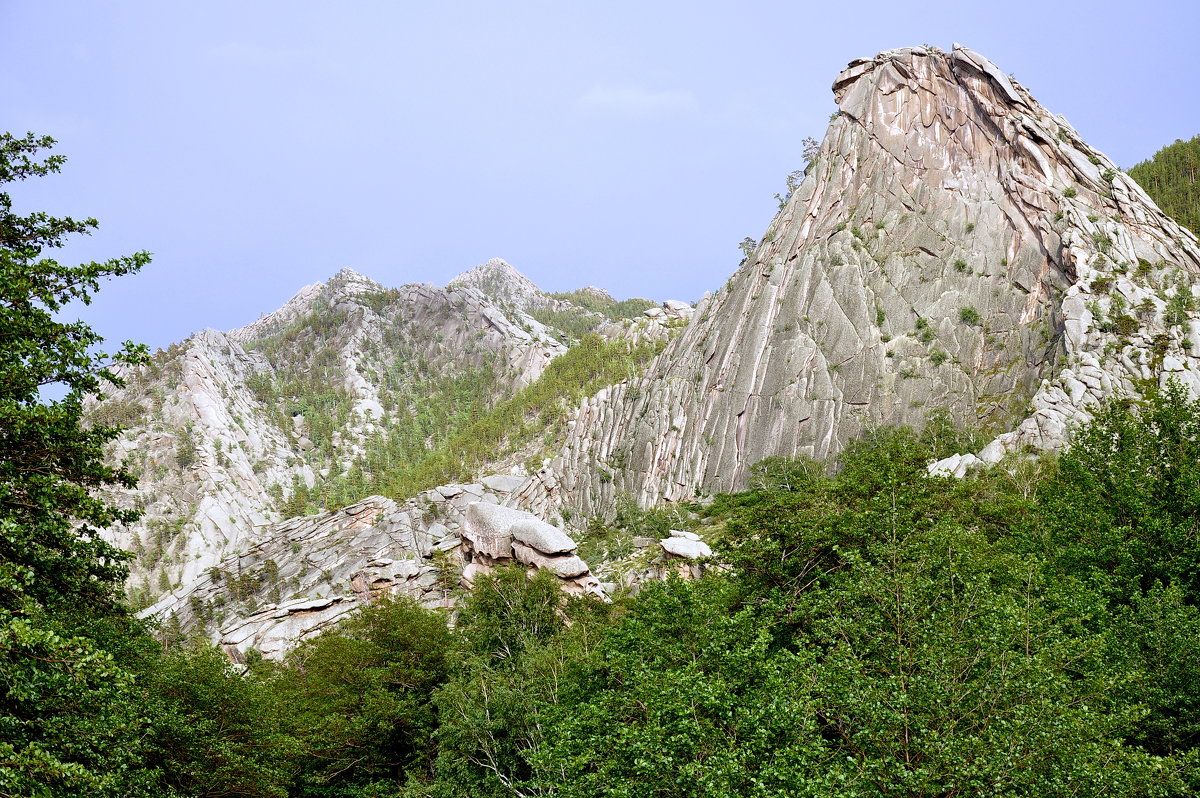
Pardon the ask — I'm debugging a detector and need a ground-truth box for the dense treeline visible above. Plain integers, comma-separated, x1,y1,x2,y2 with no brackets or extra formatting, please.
1129,134,1200,236
15,387,1196,796
281,331,663,514
368,333,664,502
531,291,659,341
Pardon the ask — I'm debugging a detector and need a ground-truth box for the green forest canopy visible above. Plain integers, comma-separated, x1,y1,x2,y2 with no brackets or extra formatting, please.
1129,133,1200,236
126,388,1200,798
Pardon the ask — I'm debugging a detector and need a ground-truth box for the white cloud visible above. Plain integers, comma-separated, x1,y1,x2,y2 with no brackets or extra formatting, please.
573,84,698,116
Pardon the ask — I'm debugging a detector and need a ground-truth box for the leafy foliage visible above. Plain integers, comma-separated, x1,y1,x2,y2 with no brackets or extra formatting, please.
0,132,150,613
270,596,453,796
21,392,1197,797
9,131,1200,797
0,132,154,794
1040,383,1200,599
533,578,823,798
533,291,658,343
376,333,664,500
140,643,293,797
1129,134,1200,235
433,567,599,798
545,289,657,321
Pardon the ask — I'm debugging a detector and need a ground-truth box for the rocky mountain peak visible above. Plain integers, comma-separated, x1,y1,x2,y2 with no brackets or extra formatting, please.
326,267,384,294
102,44,1200,661
448,258,549,312
228,267,386,345
574,286,616,303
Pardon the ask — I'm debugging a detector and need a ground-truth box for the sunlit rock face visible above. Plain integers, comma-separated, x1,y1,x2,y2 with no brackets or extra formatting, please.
141,478,600,661
519,44,1200,516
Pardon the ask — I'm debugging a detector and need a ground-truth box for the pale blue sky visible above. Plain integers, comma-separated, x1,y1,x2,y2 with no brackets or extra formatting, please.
4,0,1197,352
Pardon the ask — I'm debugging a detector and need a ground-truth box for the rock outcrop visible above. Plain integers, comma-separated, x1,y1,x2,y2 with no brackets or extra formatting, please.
459,502,602,596
141,470,598,659
449,258,557,314
519,43,1200,517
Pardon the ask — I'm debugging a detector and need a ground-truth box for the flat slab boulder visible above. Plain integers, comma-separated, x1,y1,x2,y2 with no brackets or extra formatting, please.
512,541,590,578
661,537,713,559
463,502,530,559
482,474,527,493
510,518,576,554
461,561,492,588
435,484,465,499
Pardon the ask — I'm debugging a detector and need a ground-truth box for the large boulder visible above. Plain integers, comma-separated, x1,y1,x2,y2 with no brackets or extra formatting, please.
660,537,713,560
512,541,590,578
510,518,577,554
482,474,527,493
462,502,529,560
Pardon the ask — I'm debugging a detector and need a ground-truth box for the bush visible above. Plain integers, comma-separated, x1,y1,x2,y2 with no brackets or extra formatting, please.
272,595,453,793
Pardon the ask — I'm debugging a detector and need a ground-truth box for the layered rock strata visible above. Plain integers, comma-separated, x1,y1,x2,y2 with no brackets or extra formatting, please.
99,264,566,595
141,472,598,659
459,502,602,596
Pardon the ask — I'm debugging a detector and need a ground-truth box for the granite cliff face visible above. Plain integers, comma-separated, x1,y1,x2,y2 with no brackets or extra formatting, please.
141,475,611,661
517,44,1200,517
111,261,695,652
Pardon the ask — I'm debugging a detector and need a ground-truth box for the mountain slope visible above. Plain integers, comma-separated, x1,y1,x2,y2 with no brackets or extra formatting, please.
97,263,568,601
1129,133,1200,237
112,45,1200,660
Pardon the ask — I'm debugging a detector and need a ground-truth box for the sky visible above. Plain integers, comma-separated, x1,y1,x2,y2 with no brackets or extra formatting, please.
4,0,1199,354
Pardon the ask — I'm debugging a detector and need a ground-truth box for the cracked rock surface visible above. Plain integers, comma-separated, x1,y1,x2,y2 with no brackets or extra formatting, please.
140,473,599,659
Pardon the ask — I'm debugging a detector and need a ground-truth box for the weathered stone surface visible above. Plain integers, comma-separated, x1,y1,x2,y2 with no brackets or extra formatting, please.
669,529,700,541
137,491,463,660
95,263,569,599
448,258,553,313
511,541,590,578
660,537,713,559
462,502,529,560
117,45,1200,664
510,518,576,554
436,484,465,499
481,474,527,493
460,562,491,589
928,453,984,478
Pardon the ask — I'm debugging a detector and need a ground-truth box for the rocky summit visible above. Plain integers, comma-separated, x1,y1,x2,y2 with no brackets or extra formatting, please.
102,44,1200,656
